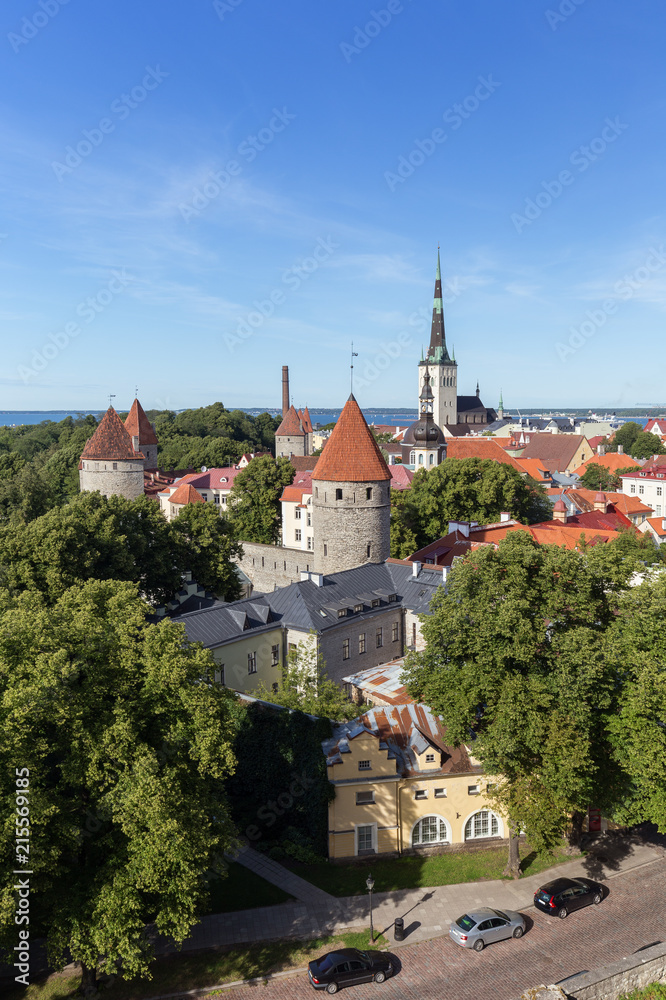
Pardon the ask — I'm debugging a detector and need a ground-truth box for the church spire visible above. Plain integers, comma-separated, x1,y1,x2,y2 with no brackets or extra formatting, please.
427,246,452,365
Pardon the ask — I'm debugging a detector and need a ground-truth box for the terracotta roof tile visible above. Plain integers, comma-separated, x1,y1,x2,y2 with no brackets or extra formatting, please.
519,434,590,472
312,394,391,482
81,407,144,462
124,398,158,445
446,438,526,473
290,456,319,472
572,452,640,477
275,405,305,437
169,483,205,505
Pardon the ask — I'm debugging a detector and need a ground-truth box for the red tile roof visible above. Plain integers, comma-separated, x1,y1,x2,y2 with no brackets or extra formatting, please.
281,471,313,503
169,483,205,505
301,407,313,433
276,405,305,437
312,394,391,482
289,456,319,472
81,407,144,461
572,452,640,477
446,438,526,473
645,517,666,539
516,457,551,481
390,465,414,490
124,398,158,445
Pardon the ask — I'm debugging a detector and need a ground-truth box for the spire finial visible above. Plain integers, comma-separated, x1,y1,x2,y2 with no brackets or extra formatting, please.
350,342,358,395
108,393,116,409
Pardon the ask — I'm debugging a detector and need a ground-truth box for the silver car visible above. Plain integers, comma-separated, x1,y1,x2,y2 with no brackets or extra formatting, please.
449,907,526,952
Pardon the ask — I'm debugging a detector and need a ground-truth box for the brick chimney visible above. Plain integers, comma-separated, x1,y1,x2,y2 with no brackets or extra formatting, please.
281,366,289,417
553,499,568,523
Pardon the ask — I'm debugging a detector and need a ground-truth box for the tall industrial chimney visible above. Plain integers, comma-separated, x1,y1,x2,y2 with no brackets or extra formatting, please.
281,366,289,417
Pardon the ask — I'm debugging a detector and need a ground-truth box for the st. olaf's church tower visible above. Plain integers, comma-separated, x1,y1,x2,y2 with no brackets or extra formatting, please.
419,248,459,428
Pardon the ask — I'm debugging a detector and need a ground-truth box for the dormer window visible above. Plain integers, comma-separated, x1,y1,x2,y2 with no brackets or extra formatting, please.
354,604,363,613
371,599,380,608
388,593,397,602
425,753,436,764
337,608,347,618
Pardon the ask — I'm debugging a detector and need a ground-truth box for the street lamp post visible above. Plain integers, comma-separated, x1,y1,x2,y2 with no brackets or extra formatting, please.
366,873,375,944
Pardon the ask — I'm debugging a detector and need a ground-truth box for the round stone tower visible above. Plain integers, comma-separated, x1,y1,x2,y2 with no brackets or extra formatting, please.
79,406,145,501
312,393,391,575
124,397,159,469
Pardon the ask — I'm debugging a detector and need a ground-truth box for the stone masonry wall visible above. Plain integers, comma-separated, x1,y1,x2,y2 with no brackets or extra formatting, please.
79,461,145,501
312,479,390,576
319,607,404,686
235,542,316,592
275,435,305,459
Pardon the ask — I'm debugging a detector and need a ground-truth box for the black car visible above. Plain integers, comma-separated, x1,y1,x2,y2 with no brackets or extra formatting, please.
308,948,393,993
534,876,604,919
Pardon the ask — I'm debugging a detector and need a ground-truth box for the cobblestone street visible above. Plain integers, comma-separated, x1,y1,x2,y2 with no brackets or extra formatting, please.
215,858,666,1000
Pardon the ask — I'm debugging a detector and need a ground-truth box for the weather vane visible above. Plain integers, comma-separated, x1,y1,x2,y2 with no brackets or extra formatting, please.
108,393,116,408
350,342,358,394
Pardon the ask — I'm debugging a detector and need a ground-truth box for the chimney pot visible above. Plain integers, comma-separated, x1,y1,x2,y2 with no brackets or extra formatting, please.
618,444,624,454
500,511,512,523
412,560,421,578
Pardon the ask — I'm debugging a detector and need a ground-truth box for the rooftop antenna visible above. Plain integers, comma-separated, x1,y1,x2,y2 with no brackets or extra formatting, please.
350,342,358,395
108,393,116,409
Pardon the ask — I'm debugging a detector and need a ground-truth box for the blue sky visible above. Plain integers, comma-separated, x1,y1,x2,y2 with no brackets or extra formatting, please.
1,0,665,412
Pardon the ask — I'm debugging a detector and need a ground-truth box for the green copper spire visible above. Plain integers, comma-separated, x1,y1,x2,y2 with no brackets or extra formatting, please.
498,388,504,411
426,245,452,364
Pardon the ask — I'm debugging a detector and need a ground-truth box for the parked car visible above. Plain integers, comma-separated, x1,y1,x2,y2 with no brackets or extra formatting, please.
308,948,393,993
449,907,526,952
533,876,604,918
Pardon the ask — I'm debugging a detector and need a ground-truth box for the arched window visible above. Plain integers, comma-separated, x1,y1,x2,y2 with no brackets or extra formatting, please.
465,810,501,840
418,454,424,465
412,815,450,846
410,452,415,464
429,454,434,465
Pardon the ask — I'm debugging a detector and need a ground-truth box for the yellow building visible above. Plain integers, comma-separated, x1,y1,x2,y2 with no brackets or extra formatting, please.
323,704,504,859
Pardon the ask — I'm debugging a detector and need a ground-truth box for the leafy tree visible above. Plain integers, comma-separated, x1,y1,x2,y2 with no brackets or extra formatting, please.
402,532,621,874
229,456,295,544
253,631,362,722
628,431,666,461
0,580,240,991
390,489,419,559
226,701,333,861
172,502,243,600
611,421,643,452
579,462,638,491
0,492,182,605
604,575,666,831
389,458,552,556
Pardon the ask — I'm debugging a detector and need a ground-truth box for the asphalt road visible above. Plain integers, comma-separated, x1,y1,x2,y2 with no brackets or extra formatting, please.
216,857,666,1000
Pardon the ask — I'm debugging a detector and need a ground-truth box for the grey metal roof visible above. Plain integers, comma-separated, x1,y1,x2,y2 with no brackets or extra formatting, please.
178,595,280,648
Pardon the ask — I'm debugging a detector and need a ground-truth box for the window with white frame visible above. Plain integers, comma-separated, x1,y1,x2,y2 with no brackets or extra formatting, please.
434,788,446,798
639,485,645,494
247,652,257,674
630,484,636,494
425,753,436,764
357,825,374,853
465,810,500,840
412,815,449,846
295,529,302,541
295,508,301,519
468,784,481,795
271,644,279,666
414,789,427,800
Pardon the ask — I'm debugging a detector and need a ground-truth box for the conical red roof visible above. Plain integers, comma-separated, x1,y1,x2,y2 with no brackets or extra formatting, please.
81,407,144,461
125,398,158,444
276,405,305,437
312,394,390,483
301,406,313,433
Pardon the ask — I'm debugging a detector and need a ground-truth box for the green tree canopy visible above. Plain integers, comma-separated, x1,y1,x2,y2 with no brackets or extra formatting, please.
628,431,666,460
0,492,243,606
0,580,240,990
389,458,552,558
579,462,638,491
172,502,243,601
229,456,295,544
611,421,643,452
402,532,624,872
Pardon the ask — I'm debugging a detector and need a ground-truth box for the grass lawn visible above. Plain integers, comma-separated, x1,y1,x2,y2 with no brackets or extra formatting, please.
5,928,386,1000
620,988,666,1000
286,843,582,897
204,861,293,913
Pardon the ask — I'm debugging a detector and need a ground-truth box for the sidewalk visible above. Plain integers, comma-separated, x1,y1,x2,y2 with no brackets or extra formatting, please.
152,833,665,955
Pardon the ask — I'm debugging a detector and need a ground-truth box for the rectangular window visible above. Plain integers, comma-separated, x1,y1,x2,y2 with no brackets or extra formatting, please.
307,512,312,526
343,639,350,660
112,462,117,470
307,536,313,550
358,760,371,770
323,543,328,556
248,652,257,674
434,788,447,798
354,603,363,613
468,784,480,795
630,484,636,494
658,487,663,496
371,599,380,607
355,791,374,805
414,790,427,800
336,488,343,500
295,529,302,541
366,543,371,557
392,622,399,642
657,505,662,516
366,487,372,500
425,753,436,763
221,496,227,505
214,495,220,504
357,825,374,853
338,608,347,618
295,508,301,519
376,628,383,648
288,643,296,653
639,485,645,495
214,668,223,684
271,644,279,666
359,633,366,654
